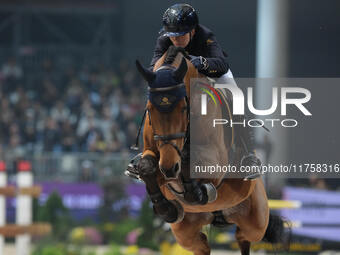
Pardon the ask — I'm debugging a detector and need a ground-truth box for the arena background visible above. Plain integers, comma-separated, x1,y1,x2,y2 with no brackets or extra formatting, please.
0,0,339,254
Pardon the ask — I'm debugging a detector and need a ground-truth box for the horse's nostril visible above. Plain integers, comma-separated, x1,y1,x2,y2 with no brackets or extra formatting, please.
174,162,179,172
160,163,180,179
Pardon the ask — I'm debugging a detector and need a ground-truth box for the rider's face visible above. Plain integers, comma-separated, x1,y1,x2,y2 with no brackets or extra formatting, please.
169,29,195,48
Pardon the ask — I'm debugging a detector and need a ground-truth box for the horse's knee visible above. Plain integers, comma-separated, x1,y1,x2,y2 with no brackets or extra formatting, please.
138,155,157,177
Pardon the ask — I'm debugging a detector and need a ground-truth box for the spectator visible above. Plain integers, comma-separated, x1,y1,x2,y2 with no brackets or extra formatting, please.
0,58,145,155
43,118,61,152
1,57,23,80
50,100,71,124
40,79,59,108
60,120,77,152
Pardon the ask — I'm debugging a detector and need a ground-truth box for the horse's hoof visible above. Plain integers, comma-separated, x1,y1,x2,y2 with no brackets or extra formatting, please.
183,181,209,205
124,170,140,180
183,183,217,205
153,199,184,224
169,200,185,224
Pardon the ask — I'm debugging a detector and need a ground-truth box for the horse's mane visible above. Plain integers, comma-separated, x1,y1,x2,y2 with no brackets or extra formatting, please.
163,46,189,65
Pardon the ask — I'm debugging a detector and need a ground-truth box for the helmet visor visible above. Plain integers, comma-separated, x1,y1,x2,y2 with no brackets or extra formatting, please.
159,28,190,37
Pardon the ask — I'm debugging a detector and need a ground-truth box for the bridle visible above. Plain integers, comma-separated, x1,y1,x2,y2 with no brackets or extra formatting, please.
146,83,190,158
131,66,190,160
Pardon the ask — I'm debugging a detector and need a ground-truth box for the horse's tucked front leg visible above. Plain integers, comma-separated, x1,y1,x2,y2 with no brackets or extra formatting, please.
180,138,216,206
138,154,182,223
171,213,212,255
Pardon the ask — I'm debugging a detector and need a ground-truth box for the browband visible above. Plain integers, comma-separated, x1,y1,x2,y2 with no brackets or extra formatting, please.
148,83,185,92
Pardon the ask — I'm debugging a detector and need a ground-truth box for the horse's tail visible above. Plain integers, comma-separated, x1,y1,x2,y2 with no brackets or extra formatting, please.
263,213,291,250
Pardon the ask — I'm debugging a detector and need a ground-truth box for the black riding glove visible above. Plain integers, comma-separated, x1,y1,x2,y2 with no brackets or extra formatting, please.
189,55,209,72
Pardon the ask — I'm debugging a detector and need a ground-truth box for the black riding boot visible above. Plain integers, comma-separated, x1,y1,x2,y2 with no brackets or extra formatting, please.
182,178,209,205
180,137,209,205
235,117,262,180
138,155,181,223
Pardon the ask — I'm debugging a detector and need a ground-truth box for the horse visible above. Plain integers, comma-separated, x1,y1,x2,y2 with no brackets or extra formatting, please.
135,46,286,255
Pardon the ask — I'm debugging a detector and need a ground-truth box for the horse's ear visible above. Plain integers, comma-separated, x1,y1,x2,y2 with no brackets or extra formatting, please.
136,60,156,84
172,57,187,82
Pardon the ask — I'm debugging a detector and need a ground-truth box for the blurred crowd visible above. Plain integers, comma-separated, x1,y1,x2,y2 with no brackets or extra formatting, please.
0,57,337,190
0,57,146,157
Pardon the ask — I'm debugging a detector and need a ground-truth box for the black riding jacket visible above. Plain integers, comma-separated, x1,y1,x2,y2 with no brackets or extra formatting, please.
150,24,229,78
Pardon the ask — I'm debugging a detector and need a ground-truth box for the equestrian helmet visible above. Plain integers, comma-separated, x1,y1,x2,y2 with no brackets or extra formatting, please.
161,3,199,37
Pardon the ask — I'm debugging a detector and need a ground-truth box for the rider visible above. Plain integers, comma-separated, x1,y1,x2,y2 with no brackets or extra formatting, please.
133,3,262,223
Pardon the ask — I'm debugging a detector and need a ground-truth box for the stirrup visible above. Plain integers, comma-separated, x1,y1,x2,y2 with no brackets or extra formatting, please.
240,154,262,181
124,153,143,180
243,172,261,181
203,183,217,203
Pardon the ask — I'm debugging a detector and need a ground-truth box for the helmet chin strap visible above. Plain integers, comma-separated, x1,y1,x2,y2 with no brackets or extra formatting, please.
188,30,194,46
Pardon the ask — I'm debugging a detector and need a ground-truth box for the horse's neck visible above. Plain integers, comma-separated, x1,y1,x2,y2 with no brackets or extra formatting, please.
184,65,203,98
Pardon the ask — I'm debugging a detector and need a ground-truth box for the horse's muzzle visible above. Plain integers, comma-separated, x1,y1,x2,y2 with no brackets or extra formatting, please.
159,162,181,180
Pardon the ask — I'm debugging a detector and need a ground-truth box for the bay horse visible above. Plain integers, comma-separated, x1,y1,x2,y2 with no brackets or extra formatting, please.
135,46,286,255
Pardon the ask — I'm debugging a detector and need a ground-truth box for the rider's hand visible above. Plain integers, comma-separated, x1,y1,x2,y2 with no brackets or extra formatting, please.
189,55,209,71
